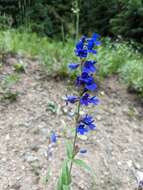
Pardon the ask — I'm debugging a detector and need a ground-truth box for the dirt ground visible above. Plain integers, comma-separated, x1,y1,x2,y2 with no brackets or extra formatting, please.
0,55,143,190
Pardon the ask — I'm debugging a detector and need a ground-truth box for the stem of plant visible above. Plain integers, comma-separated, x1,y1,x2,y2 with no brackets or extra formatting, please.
69,59,84,175
69,98,81,174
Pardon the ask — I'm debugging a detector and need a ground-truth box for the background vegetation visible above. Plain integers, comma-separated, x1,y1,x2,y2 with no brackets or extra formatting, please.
0,0,143,98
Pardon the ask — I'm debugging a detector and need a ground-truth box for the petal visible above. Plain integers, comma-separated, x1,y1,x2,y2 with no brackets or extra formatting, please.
50,132,57,143
95,41,101,46
88,49,97,54
65,95,78,104
69,63,79,70
89,123,96,130
83,65,96,73
90,96,100,105
77,124,88,135
92,33,100,40
86,83,97,91
80,149,87,154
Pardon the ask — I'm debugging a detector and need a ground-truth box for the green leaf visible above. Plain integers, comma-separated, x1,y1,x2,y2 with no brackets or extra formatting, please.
61,161,71,186
63,185,71,190
66,141,73,160
46,101,57,113
13,63,25,73
73,159,92,173
56,176,63,190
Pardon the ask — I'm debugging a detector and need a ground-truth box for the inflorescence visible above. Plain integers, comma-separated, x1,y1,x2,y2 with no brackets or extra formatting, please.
66,33,101,136
50,33,100,143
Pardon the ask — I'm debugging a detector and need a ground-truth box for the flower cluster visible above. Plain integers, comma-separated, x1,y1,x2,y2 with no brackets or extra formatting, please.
67,33,100,135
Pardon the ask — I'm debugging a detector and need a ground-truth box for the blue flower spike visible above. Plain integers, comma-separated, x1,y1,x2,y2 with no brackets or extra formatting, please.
52,33,100,185
66,32,100,137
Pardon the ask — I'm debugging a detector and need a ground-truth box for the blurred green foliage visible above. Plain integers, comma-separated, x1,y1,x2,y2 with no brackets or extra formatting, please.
0,29,142,97
0,0,143,43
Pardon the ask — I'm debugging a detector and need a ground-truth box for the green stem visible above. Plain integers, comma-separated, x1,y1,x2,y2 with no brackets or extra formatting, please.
69,98,81,174
69,59,83,174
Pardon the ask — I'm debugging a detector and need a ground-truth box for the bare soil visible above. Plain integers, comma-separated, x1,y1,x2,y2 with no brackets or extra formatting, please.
0,55,143,190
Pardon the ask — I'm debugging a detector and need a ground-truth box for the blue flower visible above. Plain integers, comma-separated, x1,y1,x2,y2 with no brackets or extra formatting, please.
75,36,88,58
75,49,88,58
82,61,96,73
87,38,95,50
88,49,97,54
75,33,100,58
69,63,79,70
80,149,87,154
65,95,79,104
76,115,96,135
85,81,97,91
87,33,101,54
50,132,57,143
81,115,94,125
92,33,101,46
80,93,90,106
76,72,97,91
90,96,99,105
76,124,88,135
76,36,86,49
88,123,96,130
80,93,99,106
81,115,96,130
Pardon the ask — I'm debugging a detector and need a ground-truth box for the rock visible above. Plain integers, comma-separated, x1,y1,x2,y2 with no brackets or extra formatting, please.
5,134,10,140
38,148,47,157
30,143,39,152
39,128,49,137
127,160,133,167
117,161,122,166
24,153,38,163
10,183,21,190
67,111,75,117
134,162,141,170
96,115,102,121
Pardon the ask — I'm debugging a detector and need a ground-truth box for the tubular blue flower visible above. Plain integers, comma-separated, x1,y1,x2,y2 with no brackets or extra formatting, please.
92,33,100,39
87,33,101,54
80,93,90,106
75,49,88,58
92,33,101,46
88,49,97,54
50,132,57,143
65,95,79,104
85,82,97,91
80,149,87,154
75,36,88,58
88,123,96,130
69,63,79,70
89,96,99,105
81,115,94,125
80,93,99,106
87,38,95,50
81,115,96,130
82,61,96,73
76,124,88,135
76,72,97,91
76,36,86,50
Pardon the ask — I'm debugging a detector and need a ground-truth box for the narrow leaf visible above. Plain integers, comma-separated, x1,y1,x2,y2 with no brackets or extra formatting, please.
56,176,63,190
61,161,71,185
66,141,73,160
63,185,71,190
73,159,92,172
